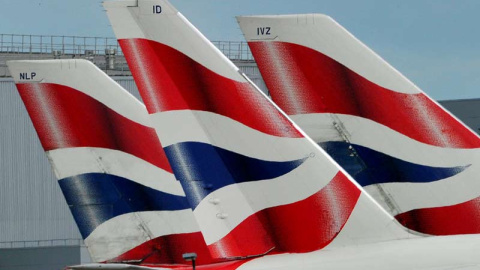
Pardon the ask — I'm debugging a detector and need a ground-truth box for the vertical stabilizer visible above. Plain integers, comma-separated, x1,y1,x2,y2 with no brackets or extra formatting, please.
105,0,410,260
7,59,214,264
237,14,480,235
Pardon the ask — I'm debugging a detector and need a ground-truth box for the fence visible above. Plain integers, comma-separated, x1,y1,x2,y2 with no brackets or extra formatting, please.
0,34,121,56
212,40,253,61
0,239,84,249
0,34,253,60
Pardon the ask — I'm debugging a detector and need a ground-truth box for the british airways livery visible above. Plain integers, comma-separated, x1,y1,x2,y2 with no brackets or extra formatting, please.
105,0,409,259
237,14,480,236
7,0,480,269
102,0,480,269
6,59,216,265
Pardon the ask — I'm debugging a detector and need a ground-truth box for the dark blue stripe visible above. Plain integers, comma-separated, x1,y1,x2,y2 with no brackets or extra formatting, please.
319,141,470,186
164,142,307,209
58,173,189,239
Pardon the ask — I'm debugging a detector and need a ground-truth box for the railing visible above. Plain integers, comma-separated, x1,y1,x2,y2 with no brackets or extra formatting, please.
212,40,253,61
0,34,254,61
0,34,121,56
0,239,84,249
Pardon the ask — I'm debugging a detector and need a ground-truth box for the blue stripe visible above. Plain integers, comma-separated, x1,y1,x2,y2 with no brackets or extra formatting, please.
58,173,189,239
320,141,470,186
164,142,307,209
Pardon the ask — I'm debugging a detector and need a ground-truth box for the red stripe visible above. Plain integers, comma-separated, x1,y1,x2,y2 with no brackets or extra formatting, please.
209,172,360,256
16,83,172,173
265,171,360,252
207,212,275,259
119,38,302,139
396,196,480,235
110,232,220,265
248,41,480,149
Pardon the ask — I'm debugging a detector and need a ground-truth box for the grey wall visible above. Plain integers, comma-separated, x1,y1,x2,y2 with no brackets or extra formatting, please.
0,79,81,243
0,246,81,270
440,99,480,134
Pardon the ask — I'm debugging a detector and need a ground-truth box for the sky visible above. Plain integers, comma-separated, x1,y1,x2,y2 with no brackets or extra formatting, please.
0,0,479,100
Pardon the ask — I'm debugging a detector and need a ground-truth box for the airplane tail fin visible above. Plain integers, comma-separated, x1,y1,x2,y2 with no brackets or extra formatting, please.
237,15,480,235
6,59,214,265
105,0,410,260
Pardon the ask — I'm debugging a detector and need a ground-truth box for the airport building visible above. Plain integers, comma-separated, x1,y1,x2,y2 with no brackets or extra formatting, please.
0,34,479,270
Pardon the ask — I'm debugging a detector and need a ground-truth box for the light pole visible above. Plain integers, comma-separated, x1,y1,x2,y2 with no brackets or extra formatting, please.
182,252,198,270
